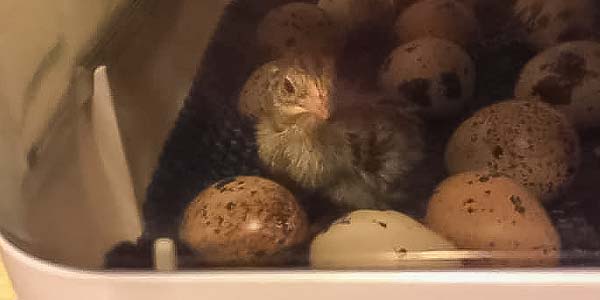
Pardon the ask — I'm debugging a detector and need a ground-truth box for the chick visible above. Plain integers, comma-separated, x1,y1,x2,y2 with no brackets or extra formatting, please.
239,55,335,120
251,58,424,209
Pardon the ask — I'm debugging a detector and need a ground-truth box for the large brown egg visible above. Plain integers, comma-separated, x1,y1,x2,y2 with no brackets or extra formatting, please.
395,0,479,48
180,176,309,266
445,100,581,203
514,0,596,50
515,41,600,129
379,37,475,118
425,172,561,267
238,55,335,120
257,3,342,58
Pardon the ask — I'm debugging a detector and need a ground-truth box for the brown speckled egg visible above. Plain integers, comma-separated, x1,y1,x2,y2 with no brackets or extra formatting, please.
180,176,308,266
257,3,342,58
514,0,596,50
425,172,561,267
445,100,581,203
379,38,475,118
318,0,398,34
515,41,600,129
395,0,479,48
238,55,335,120
310,210,460,269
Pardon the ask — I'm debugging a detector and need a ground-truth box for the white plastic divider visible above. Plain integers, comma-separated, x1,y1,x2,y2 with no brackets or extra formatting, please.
90,66,142,243
14,65,142,269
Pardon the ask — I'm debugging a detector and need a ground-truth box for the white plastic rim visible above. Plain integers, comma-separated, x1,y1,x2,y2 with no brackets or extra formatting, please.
3,235,600,300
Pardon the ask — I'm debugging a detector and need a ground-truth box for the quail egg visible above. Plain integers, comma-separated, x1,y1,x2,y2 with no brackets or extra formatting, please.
257,3,342,57
310,210,460,269
445,100,581,203
514,0,596,49
379,37,475,118
180,176,309,266
395,0,479,48
426,172,561,267
515,41,600,129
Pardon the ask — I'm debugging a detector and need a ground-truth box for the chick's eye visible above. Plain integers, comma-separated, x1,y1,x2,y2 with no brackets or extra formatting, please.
283,78,296,94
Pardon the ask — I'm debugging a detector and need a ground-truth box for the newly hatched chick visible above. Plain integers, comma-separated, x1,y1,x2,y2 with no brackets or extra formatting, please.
248,57,424,209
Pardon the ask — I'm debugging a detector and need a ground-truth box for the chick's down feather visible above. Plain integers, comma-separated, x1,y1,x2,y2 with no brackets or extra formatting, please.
257,102,424,209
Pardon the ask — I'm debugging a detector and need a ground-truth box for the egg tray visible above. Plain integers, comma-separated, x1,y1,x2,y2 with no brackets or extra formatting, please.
105,0,600,269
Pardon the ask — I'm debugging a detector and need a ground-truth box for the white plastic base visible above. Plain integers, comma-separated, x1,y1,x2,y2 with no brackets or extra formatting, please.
4,235,600,300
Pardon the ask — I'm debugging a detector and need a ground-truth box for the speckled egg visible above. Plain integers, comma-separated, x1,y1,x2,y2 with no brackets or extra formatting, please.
379,37,475,118
514,0,596,50
180,176,309,266
310,210,460,269
425,172,561,267
238,55,335,120
318,0,398,34
445,100,581,203
395,0,479,48
515,41,600,129
257,3,342,57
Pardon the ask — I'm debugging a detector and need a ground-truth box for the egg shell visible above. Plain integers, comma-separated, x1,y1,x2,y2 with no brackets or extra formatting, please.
515,41,600,129
514,0,596,50
379,37,475,118
257,3,342,58
310,210,460,269
238,55,335,120
395,0,479,48
180,176,308,266
445,100,581,203
425,172,561,267
318,0,398,34
445,100,580,203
